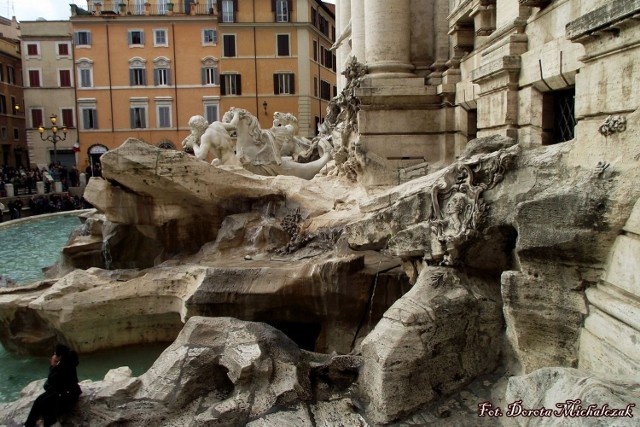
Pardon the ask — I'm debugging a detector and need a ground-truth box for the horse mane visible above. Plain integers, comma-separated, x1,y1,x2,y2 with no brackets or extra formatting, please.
235,108,272,146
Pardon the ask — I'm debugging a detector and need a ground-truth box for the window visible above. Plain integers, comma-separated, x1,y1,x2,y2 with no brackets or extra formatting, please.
201,57,219,85
128,30,145,46
81,107,98,129
7,66,15,84
313,40,317,62
130,105,147,128
59,69,72,87
277,34,290,57
320,79,331,101
311,8,317,26
154,68,170,86
153,57,171,86
314,76,318,97
0,128,5,140
57,42,70,57
31,108,44,128
221,0,236,23
13,128,19,141
129,58,147,86
157,105,171,128
130,68,146,86
203,29,217,45
0,65,4,82
154,29,168,47
10,97,16,113
0,95,5,114
28,69,41,87
26,43,39,57
222,34,236,57
221,74,241,95
76,59,93,88
204,103,219,123
274,0,290,22
543,88,576,144
61,108,74,128
74,31,91,46
274,73,295,95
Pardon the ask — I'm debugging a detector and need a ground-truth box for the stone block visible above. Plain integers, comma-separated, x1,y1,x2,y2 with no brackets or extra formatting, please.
604,235,640,296
581,307,640,372
623,197,640,235
359,109,446,135
578,328,640,376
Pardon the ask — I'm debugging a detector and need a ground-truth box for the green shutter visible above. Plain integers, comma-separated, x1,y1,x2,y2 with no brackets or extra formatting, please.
274,74,280,95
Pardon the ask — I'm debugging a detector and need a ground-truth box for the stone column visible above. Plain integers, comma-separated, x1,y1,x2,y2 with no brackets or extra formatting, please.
364,0,414,77
350,0,365,64
335,0,352,91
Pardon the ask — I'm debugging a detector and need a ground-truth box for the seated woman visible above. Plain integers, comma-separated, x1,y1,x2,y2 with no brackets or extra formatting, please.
24,344,82,427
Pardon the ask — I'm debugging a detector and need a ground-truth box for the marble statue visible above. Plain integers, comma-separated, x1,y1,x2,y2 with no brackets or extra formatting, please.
181,112,241,167
223,107,333,180
270,111,313,159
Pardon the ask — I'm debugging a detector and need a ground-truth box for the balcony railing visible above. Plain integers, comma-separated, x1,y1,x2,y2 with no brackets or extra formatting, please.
73,1,219,17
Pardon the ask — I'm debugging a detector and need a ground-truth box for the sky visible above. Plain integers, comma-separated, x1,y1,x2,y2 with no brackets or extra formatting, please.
6,0,335,22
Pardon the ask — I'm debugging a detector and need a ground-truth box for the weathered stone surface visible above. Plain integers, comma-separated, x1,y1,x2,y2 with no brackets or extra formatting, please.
0,317,367,427
82,138,361,269
505,368,640,426
357,267,503,424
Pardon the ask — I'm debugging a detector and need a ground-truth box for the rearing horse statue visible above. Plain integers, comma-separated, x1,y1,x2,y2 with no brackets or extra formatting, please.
223,107,333,180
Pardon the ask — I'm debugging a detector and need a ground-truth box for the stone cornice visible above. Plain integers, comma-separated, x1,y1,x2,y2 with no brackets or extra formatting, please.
566,0,640,41
471,55,521,84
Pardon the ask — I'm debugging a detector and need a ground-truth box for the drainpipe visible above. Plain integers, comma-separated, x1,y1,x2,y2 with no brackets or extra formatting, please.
253,0,259,118
106,24,115,133
172,23,179,133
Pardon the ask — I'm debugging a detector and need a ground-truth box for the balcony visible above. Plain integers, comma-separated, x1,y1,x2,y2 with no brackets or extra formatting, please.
72,1,218,17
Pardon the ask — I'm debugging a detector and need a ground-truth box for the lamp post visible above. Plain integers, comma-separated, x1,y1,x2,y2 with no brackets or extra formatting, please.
38,114,67,165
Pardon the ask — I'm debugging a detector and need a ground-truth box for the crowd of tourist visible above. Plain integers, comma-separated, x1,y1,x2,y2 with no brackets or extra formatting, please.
0,163,94,223
0,163,83,197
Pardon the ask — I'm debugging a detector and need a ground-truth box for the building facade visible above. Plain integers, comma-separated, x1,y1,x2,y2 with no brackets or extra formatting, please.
70,0,336,168
20,21,78,169
331,0,609,186
0,24,26,169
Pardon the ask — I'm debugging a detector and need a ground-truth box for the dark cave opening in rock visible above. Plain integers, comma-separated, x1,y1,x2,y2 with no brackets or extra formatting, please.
263,320,322,352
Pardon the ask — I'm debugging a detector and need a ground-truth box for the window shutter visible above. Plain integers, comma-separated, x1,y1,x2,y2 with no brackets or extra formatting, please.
289,74,295,95
237,75,241,95
140,32,145,45
154,69,159,86
214,67,219,85
271,0,276,11
130,108,135,128
167,70,171,86
287,0,292,21
201,68,206,85
128,31,132,45
220,75,226,94
129,69,135,86
217,0,223,22
74,32,79,44
273,74,280,95
87,32,91,45
93,109,98,128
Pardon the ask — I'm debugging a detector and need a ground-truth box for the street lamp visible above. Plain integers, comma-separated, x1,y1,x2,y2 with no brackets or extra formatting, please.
38,114,67,164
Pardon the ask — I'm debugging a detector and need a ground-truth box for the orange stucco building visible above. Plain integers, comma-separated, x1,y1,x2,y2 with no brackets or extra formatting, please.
70,0,336,168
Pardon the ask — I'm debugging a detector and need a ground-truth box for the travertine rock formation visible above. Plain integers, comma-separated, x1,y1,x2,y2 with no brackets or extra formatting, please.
505,368,640,427
0,317,368,427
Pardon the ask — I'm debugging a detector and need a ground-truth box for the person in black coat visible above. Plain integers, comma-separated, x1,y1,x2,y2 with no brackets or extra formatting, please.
24,344,82,427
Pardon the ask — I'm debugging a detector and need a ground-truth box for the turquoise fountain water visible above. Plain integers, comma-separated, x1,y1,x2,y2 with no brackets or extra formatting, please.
0,214,166,402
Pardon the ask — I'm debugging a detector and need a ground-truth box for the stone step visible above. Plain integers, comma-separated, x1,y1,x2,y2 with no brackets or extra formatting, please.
603,234,640,296
586,284,640,332
579,327,640,376
582,307,640,366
